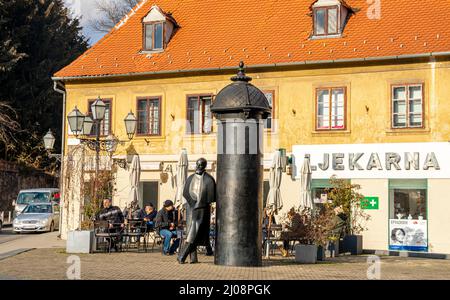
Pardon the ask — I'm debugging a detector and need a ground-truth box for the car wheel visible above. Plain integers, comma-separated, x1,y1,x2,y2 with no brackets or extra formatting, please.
49,222,54,232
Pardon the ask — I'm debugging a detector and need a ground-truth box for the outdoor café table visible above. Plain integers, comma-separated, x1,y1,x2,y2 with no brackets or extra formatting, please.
123,219,147,251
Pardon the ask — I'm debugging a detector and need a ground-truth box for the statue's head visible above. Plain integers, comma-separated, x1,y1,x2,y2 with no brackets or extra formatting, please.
195,158,207,175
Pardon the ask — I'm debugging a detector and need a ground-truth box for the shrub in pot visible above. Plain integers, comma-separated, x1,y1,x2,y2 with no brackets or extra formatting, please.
66,170,116,254
326,176,370,255
281,207,335,263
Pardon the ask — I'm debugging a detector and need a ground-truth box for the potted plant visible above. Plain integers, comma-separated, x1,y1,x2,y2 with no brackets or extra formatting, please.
310,207,339,261
278,207,324,264
66,170,116,254
326,176,370,255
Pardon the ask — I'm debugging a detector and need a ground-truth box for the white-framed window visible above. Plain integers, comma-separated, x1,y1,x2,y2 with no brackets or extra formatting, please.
392,84,424,128
187,95,213,134
263,90,275,130
316,87,346,130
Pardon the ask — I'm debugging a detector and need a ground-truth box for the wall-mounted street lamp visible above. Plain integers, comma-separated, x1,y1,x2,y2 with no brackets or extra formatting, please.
43,129,62,162
66,96,137,173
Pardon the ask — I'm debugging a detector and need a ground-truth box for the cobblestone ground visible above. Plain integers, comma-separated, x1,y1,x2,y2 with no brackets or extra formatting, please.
0,248,449,280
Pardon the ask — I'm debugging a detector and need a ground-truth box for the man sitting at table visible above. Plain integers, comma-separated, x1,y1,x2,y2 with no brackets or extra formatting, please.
142,204,157,230
96,199,124,252
155,200,180,255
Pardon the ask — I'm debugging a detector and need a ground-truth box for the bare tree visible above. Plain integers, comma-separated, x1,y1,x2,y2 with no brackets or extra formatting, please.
0,102,20,148
89,0,140,33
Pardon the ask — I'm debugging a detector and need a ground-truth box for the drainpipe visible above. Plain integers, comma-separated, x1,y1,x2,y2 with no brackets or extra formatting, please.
53,80,66,238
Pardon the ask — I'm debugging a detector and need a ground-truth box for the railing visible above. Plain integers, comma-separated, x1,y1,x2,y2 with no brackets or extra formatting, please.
0,211,13,225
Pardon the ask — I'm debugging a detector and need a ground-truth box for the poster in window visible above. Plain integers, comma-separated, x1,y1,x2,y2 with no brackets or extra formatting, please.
389,219,428,252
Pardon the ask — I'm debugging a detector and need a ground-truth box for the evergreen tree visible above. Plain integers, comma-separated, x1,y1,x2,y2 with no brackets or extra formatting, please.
0,0,88,171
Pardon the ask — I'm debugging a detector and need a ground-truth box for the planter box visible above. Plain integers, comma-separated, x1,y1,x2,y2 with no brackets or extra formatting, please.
66,230,95,254
295,244,318,264
342,235,363,255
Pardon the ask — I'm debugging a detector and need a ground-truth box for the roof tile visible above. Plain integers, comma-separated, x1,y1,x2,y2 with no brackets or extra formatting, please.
55,0,450,79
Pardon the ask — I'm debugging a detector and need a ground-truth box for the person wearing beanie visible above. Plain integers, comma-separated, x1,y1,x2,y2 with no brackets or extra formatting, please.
155,199,180,255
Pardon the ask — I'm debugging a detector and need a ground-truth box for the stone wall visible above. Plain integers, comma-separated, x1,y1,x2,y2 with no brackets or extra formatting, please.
0,160,58,211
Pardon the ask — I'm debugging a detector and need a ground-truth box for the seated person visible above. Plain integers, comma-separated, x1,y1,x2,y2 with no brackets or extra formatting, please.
95,199,124,252
123,199,141,220
279,208,306,257
262,208,277,243
155,200,180,255
142,204,157,230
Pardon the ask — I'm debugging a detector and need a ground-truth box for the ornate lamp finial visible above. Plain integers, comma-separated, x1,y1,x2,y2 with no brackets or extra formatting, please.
231,61,252,82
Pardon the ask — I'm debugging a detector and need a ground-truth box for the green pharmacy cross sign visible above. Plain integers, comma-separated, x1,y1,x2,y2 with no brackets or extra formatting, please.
361,197,379,210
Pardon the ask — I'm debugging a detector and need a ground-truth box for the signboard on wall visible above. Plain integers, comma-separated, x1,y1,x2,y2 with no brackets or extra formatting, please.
292,142,450,179
389,219,428,252
361,197,379,210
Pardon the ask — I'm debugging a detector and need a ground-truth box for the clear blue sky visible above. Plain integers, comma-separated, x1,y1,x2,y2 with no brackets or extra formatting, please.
64,0,106,45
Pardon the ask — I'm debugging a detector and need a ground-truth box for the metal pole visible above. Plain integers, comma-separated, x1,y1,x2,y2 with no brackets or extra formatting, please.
53,81,66,238
95,120,100,199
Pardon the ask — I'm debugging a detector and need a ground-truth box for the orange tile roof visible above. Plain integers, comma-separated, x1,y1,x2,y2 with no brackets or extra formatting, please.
54,0,450,79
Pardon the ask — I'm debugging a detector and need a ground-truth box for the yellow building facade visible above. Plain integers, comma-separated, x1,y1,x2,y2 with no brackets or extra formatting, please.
61,56,450,254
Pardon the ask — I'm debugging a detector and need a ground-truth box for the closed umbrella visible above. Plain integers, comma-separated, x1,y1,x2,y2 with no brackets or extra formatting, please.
300,155,313,212
174,149,188,222
129,155,141,212
265,150,283,215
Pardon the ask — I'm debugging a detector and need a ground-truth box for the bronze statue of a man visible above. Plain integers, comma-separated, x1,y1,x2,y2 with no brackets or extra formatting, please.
178,158,216,264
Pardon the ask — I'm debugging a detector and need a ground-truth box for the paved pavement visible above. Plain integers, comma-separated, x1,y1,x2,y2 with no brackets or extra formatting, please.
0,227,64,260
0,248,449,280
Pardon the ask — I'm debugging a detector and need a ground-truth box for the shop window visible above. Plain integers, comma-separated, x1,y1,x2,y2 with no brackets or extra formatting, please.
87,98,111,136
392,84,424,128
316,87,346,131
389,179,428,252
186,95,213,134
137,97,161,136
311,179,333,210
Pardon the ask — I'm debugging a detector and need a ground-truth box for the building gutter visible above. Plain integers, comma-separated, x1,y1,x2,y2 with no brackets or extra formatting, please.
53,81,66,238
51,51,450,82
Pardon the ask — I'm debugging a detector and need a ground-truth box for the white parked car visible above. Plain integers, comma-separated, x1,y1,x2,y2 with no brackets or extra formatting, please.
12,188,60,218
13,203,60,233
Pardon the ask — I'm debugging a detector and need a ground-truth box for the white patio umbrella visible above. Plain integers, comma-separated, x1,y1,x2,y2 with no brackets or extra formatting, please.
174,149,188,213
300,155,313,211
265,150,283,215
129,154,141,210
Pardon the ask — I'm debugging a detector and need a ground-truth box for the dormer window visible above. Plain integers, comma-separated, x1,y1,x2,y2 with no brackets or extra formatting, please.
144,22,164,51
314,6,338,36
142,5,178,52
311,0,352,38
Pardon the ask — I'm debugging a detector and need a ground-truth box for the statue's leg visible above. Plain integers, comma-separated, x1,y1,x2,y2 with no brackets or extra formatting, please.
189,248,198,263
178,242,196,263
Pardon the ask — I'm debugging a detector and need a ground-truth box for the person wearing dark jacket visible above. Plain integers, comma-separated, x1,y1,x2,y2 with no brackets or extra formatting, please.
96,199,124,252
155,200,180,255
142,204,157,230
177,158,216,264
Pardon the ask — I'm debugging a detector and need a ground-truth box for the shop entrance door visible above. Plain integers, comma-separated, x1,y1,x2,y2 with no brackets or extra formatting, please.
140,181,159,210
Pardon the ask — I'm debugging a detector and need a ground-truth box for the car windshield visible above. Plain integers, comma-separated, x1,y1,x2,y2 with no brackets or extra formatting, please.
23,204,52,214
17,192,50,205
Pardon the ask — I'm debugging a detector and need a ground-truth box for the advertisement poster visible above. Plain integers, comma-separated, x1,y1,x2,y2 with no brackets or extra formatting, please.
389,219,428,252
